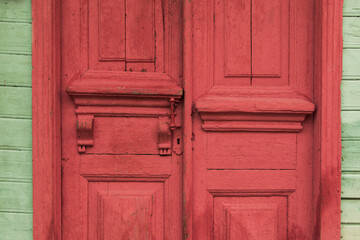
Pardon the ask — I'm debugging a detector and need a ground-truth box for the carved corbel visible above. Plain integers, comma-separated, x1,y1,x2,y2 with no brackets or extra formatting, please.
76,114,94,153
158,117,171,156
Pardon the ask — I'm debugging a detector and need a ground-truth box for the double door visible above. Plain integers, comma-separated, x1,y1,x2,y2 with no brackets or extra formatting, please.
61,0,316,239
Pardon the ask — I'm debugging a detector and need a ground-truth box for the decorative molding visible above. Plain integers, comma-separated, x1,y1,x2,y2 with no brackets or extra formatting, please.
158,117,171,156
196,93,315,132
76,114,94,153
67,78,182,153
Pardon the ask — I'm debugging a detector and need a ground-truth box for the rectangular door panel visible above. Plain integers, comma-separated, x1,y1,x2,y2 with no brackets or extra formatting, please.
214,196,288,240
207,132,297,170
88,182,164,240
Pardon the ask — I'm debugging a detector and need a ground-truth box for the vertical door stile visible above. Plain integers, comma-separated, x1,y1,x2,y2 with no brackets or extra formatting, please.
183,0,193,239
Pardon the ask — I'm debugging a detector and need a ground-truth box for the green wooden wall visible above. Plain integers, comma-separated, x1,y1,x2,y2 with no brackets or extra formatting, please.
342,0,360,239
0,0,33,239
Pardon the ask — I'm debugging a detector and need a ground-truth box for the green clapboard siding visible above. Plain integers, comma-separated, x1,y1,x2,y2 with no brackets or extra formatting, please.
342,1,360,239
0,22,31,55
0,54,32,87
0,0,33,239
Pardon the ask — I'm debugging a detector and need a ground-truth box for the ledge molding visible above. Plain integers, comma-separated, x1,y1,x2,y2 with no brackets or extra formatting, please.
196,92,315,132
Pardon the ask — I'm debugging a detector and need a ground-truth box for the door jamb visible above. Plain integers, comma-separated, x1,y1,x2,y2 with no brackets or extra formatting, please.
313,1,343,239
32,0,343,239
32,0,61,239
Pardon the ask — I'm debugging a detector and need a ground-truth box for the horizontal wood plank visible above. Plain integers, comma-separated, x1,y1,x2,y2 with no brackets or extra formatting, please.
342,81,360,110
0,212,32,240
0,87,31,118
343,49,360,80
341,225,360,240
0,22,31,54
0,182,32,213
207,170,296,191
342,200,360,223
342,141,360,171
0,54,31,87
0,150,32,182
342,173,360,198
80,155,172,177
0,0,31,22
341,111,360,140
344,17,360,49
0,118,31,150
344,0,360,17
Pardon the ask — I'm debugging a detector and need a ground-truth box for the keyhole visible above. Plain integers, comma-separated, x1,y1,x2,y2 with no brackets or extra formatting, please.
177,138,180,145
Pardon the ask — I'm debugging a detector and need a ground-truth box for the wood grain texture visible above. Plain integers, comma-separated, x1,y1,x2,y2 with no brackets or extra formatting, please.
0,118,32,150
343,0,360,17
0,150,32,182
342,81,360,110
342,111,360,140
343,17,360,48
341,225,360,239
0,22,31,54
32,0,61,238
342,173,360,198
0,87,32,118
0,212,32,240
0,182,32,213
0,54,32,87
342,200,360,223
343,49,360,79
0,0,31,22
313,0,343,239
342,141,360,171
341,1,360,238
0,0,33,239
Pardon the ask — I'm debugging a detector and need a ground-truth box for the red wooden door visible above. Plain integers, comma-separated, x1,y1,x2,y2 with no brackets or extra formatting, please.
190,0,316,239
61,0,183,239
60,0,317,239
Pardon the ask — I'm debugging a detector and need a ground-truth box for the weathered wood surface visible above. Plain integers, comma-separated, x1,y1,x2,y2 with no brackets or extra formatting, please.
344,0,360,17
341,225,360,240
0,0,33,239
0,22,31,54
0,87,32,118
0,54,32,87
342,1,360,239
343,17,360,49
343,49,360,79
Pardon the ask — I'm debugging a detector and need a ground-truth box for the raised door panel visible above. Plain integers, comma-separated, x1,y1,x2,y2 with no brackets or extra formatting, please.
88,182,164,240
214,196,287,240
88,0,164,72
214,0,289,87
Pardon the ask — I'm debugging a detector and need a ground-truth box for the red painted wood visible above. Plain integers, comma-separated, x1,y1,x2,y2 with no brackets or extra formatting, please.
32,0,343,239
32,0,61,239
182,0,193,238
314,1,343,239
61,0,183,239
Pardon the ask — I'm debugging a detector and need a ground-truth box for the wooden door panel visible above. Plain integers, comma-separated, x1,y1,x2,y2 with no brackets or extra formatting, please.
192,0,316,239
214,196,288,240
88,0,164,72
87,117,159,155
61,0,182,239
206,132,297,170
80,155,172,178
88,182,164,240
214,0,289,86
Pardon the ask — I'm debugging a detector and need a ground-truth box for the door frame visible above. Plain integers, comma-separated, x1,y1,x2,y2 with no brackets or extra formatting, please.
32,0,343,239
